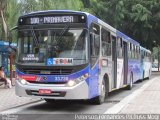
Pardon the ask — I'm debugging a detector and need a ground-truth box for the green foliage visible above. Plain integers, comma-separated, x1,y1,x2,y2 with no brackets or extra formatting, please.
89,0,160,50
6,0,20,28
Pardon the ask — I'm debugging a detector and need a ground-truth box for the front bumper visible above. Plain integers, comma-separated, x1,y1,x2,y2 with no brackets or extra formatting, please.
15,80,89,100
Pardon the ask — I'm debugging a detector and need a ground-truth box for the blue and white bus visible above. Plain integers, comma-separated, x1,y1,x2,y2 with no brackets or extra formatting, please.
140,47,152,80
15,10,151,104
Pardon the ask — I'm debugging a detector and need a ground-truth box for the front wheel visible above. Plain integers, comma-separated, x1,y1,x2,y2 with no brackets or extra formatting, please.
91,80,107,105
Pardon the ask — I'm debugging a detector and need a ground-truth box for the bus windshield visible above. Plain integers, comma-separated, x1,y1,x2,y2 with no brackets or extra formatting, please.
17,27,88,66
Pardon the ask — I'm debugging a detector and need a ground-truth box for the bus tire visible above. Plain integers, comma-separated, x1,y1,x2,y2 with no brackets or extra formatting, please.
126,74,133,90
44,99,55,103
92,79,107,105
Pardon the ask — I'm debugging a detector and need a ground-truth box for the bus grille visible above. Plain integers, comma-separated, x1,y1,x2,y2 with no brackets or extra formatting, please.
22,69,73,75
27,81,67,84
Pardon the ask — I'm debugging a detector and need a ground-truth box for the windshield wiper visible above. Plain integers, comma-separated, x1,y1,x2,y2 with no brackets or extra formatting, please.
30,27,39,47
57,24,70,41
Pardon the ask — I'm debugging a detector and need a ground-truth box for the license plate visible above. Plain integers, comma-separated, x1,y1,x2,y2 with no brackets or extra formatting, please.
39,89,52,94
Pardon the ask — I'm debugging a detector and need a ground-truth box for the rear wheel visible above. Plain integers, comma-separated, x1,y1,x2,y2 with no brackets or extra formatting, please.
91,79,107,105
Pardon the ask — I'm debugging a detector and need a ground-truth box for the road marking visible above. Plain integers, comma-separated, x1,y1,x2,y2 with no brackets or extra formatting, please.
104,77,158,114
0,101,44,114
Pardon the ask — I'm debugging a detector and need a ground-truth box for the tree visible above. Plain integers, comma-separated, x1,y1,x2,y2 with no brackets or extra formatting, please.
0,0,7,40
84,0,160,50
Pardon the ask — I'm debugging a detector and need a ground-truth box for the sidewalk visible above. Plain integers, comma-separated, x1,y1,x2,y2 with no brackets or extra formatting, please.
119,76,160,114
0,79,41,112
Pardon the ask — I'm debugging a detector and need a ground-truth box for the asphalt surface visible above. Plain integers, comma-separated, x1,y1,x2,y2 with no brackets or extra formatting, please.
0,72,159,120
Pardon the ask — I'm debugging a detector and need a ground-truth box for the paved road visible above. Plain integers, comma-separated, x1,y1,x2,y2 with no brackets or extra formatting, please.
1,72,159,120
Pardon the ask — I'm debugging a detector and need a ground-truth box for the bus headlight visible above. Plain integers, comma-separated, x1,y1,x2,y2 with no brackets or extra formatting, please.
67,80,76,87
66,73,88,87
19,79,28,85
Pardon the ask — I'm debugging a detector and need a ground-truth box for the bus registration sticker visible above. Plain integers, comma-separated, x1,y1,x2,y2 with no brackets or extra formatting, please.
47,58,73,65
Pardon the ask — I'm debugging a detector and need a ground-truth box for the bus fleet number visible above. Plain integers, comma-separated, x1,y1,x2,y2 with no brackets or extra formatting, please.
55,77,69,82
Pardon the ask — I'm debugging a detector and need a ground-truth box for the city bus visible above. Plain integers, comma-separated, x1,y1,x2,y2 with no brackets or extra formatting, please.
14,10,151,104
140,47,152,81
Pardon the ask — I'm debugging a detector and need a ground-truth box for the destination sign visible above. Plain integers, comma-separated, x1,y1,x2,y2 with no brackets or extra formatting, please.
30,16,74,24
19,14,86,25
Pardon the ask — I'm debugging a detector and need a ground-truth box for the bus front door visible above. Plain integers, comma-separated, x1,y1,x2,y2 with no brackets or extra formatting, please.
111,36,117,89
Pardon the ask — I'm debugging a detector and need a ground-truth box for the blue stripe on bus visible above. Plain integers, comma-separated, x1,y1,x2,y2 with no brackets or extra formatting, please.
128,59,141,83
86,62,99,99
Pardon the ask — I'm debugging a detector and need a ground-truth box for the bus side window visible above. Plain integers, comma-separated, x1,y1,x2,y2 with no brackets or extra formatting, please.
101,28,111,57
128,43,131,59
136,46,138,59
117,37,122,58
133,44,135,59
130,43,132,59
90,23,100,68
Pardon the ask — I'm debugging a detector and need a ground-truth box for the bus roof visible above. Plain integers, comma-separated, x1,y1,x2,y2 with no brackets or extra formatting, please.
21,10,90,17
140,46,151,53
116,30,140,46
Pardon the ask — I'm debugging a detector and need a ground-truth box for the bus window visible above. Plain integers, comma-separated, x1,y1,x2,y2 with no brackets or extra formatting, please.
131,44,133,59
130,43,132,59
19,31,33,54
133,45,135,59
101,28,111,57
128,43,131,59
138,47,140,59
117,37,122,58
133,45,136,59
136,46,138,59
90,23,100,67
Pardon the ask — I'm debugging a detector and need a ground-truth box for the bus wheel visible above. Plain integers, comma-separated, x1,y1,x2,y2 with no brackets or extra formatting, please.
126,74,133,90
44,99,55,103
92,79,106,105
